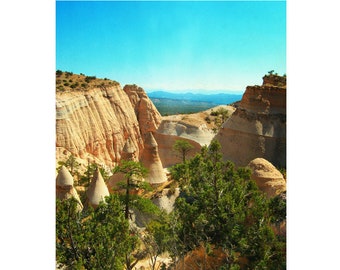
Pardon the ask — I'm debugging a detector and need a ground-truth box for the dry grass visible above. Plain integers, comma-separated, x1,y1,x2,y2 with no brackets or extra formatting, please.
56,70,120,92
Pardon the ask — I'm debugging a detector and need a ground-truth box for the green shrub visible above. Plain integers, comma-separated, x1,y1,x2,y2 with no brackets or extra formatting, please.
85,76,96,83
57,85,64,91
70,82,79,89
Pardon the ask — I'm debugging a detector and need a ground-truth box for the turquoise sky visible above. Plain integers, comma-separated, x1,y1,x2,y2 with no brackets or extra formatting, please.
56,1,286,93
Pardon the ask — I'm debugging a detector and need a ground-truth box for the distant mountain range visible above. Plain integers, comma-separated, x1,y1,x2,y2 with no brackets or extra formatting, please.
147,91,243,105
146,90,243,115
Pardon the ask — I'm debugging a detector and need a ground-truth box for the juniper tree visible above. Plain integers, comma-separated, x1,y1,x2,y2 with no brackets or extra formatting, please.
170,140,286,269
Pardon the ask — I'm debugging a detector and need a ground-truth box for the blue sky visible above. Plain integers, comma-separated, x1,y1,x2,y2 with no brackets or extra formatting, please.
56,1,286,93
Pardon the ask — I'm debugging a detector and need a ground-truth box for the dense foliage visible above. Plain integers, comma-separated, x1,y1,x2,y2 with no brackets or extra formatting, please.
56,196,135,269
56,141,286,269
169,140,286,269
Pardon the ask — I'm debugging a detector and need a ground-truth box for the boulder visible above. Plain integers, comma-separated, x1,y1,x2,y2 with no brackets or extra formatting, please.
247,158,286,198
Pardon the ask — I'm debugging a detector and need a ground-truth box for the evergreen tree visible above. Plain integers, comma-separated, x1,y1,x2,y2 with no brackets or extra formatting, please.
170,140,286,269
173,140,194,163
112,160,149,220
56,195,135,269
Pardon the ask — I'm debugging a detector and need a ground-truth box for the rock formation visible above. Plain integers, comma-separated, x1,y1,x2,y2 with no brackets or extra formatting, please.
121,137,138,162
154,132,201,168
214,74,286,167
157,105,236,146
152,188,180,214
56,86,143,167
123,84,162,137
86,168,110,208
247,158,286,198
141,132,167,185
56,166,83,211
107,139,138,192
56,82,162,167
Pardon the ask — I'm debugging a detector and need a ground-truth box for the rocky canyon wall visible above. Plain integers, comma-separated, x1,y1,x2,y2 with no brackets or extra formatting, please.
214,74,286,168
56,83,162,167
56,76,199,185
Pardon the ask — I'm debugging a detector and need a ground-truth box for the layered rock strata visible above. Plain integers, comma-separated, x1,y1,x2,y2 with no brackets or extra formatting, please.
56,83,162,167
124,84,162,137
56,166,83,211
247,158,286,198
214,75,286,167
157,106,236,146
86,168,110,208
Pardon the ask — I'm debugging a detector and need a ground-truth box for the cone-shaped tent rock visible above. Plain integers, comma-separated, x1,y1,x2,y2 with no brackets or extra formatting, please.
247,158,286,198
56,165,83,211
56,165,74,187
121,137,138,161
86,168,110,208
141,132,167,185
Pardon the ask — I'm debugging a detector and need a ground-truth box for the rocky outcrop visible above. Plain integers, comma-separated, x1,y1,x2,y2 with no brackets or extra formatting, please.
86,168,110,208
56,86,142,167
247,158,286,198
124,84,162,137
157,106,236,146
56,83,162,167
214,75,286,167
141,132,167,185
56,166,83,211
152,188,180,213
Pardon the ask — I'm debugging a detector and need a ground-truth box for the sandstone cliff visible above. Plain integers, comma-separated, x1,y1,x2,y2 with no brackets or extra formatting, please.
124,84,162,137
214,74,286,167
56,74,162,168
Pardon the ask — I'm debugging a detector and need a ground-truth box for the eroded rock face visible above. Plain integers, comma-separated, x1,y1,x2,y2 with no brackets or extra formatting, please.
56,84,161,167
56,166,83,211
157,106,236,146
124,84,162,137
247,158,286,198
214,75,286,167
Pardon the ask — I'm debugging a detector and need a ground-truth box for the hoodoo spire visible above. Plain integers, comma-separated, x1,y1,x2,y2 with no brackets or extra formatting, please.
141,132,167,185
56,165,83,211
86,168,110,208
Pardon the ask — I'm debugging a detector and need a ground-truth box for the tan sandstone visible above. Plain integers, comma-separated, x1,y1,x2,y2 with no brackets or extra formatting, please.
56,166,83,211
141,132,167,185
86,168,110,208
247,158,286,198
214,74,286,167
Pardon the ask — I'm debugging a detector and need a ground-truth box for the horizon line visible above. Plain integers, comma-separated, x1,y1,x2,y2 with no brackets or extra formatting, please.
145,89,244,95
